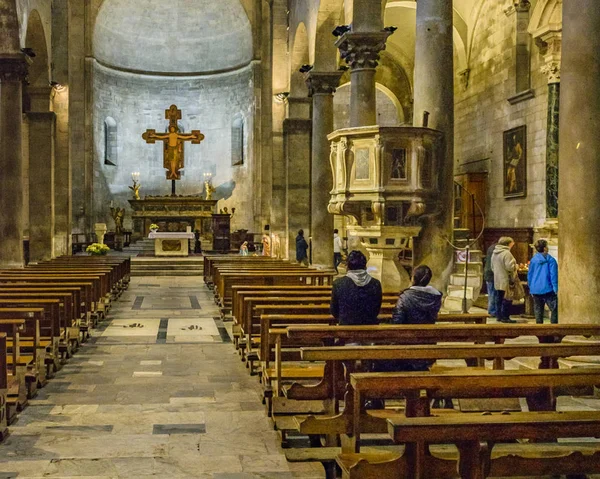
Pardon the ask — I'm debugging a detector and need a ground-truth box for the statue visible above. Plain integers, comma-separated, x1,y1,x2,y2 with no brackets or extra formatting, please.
239,241,249,256
110,206,125,234
204,173,215,200
262,226,272,257
142,105,205,181
129,179,141,200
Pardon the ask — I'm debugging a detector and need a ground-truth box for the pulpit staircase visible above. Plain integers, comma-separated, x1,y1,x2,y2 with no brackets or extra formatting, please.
442,182,484,312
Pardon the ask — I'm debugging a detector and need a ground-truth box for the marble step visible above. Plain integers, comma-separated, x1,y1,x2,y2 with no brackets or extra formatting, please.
443,295,473,312
131,257,204,276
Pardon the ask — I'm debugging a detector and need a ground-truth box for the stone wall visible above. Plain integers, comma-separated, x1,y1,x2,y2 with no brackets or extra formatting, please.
454,0,548,229
92,62,255,232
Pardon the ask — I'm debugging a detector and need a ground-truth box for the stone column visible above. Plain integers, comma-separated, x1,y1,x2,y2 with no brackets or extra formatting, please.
336,33,390,127
539,32,561,219
305,72,343,267
0,54,28,268
27,112,56,262
283,116,311,261
411,0,455,291
558,2,600,324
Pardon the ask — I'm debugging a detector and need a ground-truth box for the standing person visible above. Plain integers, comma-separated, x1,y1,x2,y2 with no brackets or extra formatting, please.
333,229,344,273
491,236,517,323
330,250,382,326
484,241,498,317
261,225,271,257
295,229,309,266
376,265,442,372
528,239,558,324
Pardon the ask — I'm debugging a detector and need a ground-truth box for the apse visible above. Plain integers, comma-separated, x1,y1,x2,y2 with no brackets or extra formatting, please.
92,0,255,230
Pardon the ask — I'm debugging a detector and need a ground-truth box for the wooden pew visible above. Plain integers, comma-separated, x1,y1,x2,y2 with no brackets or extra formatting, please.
0,319,29,416
231,287,334,347
0,332,8,441
204,255,286,287
263,313,489,391
0,276,105,323
335,369,600,479
215,271,336,309
381,412,600,479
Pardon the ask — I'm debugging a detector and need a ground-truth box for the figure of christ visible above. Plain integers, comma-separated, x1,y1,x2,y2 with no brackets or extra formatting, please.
506,134,522,193
142,123,204,180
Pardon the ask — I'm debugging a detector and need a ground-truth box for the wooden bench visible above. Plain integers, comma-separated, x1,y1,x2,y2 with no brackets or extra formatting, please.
0,319,29,417
204,255,288,286
0,332,8,441
378,412,600,479
336,369,600,479
215,271,336,309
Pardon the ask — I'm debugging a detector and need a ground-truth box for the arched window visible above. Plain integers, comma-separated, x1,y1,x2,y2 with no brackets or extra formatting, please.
231,115,244,166
104,117,117,166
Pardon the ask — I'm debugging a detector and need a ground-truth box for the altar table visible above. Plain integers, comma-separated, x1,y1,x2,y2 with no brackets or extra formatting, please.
148,232,195,256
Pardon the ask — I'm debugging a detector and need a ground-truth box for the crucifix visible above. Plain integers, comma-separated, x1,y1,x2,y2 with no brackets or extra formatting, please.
142,104,205,196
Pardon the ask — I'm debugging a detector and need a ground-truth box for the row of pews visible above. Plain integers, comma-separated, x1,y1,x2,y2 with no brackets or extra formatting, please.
0,255,130,442
205,254,600,479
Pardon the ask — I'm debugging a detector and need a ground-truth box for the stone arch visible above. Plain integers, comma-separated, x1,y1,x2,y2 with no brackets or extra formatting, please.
313,0,345,71
528,0,562,36
333,82,403,130
384,1,468,72
290,22,310,97
24,9,50,111
104,117,118,166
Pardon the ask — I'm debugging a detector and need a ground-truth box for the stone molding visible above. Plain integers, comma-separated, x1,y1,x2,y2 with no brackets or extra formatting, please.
0,54,30,82
304,71,343,97
335,31,392,70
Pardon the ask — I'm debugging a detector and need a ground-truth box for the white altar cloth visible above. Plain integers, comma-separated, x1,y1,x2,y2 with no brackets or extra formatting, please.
148,232,195,256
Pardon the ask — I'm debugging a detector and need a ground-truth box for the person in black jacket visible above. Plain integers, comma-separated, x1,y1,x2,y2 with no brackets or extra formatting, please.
330,250,382,325
376,265,442,372
295,229,309,266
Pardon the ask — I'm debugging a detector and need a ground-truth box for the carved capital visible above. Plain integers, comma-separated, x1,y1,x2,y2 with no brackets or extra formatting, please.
541,60,561,83
304,71,343,96
514,0,531,13
0,54,29,82
335,31,391,70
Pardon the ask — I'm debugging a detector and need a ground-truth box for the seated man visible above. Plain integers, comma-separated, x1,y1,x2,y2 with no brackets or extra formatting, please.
330,250,382,326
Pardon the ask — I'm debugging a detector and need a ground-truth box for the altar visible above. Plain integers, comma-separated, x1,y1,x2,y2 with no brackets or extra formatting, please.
148,231,195,256
128,196,218,247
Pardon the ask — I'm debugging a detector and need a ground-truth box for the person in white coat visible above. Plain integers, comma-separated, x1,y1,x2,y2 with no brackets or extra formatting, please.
491,236,517,323
333,229,344,273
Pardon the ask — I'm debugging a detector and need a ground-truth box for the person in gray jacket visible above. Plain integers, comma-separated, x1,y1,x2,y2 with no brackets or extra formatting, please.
491,236,517,323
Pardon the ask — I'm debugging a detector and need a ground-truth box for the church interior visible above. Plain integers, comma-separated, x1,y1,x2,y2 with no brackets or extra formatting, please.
1,0,600,477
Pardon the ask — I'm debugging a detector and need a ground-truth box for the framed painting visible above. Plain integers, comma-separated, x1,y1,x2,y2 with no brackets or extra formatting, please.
503,125,527,198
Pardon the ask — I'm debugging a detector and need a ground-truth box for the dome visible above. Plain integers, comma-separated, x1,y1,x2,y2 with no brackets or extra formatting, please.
93,0,253,74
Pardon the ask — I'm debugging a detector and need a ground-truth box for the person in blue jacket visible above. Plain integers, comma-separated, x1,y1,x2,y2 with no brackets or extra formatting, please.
527,239,558,324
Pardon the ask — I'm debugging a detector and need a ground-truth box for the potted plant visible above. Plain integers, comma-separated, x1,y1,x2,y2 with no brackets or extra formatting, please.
149,223,159,233
86,243,110,256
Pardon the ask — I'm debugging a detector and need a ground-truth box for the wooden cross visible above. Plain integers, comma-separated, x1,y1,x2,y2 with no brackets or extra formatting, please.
142,104,204,182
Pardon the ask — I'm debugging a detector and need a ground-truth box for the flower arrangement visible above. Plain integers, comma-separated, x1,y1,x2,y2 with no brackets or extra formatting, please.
149,223,159,231
86,243,110,256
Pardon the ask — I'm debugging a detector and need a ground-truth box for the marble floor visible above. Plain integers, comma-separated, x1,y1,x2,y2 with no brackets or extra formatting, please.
0,276,324,479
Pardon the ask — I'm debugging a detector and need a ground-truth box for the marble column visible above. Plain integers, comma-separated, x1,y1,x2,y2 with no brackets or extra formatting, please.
27,112,56,262
305,71,342,267
539,33,561,219
0,54,28,268
411,0,455,291
558,1,600,324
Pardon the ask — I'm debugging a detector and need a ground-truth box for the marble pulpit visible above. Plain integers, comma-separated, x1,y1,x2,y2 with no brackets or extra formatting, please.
148,231,195,256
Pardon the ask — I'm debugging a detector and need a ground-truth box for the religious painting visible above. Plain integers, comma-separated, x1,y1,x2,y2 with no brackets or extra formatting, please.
390,148,407,180
354,148,370,180
503,126,527,198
